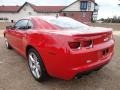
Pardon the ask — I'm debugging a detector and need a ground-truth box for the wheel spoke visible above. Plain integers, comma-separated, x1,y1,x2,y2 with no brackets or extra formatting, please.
31,66,37,77
33,54,38,61
35,68,40,78
29,55,35,63
36,62,40,69
32,66,36,71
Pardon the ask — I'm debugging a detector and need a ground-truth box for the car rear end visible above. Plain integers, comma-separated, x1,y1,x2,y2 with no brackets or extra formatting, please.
65,31,114,79
35,16,115,80
50,30,114,80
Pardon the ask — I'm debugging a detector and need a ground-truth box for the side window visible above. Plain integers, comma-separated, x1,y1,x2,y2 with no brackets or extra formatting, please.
27,20,34,29
14,20,28,30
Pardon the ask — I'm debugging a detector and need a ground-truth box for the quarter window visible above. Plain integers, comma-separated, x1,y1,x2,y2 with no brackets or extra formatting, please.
28,20,34,29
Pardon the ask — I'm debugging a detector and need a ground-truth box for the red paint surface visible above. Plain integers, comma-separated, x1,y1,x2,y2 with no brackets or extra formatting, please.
4,16,115,80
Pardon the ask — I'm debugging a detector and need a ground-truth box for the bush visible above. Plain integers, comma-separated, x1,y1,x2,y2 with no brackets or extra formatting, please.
99,16,120,23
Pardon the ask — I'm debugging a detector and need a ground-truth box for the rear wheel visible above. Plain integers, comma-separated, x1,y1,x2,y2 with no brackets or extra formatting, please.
95,67,103,71
4,37,12,49
28,48,47,82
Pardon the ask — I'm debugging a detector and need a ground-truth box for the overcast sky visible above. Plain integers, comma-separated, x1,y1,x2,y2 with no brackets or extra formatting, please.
0,0,120,19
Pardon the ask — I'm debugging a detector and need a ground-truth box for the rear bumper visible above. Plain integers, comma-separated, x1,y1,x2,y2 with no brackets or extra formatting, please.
41,40,114,80
66,53,113,80
51,52,113,80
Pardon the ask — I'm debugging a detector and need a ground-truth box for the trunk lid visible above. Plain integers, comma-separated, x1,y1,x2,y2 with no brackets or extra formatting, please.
63,27,112,36
71,27,112,46
42,27,112,36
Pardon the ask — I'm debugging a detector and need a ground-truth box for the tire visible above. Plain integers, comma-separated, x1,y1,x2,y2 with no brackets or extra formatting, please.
27,48,47,82
95,67,103,71
4,37,12,49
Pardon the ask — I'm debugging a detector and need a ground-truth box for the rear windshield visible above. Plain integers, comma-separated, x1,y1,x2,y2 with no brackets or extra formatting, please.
40,17,89,29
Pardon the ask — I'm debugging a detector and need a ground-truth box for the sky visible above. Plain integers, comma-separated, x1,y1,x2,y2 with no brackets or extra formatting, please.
0,0,120,19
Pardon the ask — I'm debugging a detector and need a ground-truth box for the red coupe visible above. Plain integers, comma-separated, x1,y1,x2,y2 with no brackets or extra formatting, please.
4,16,114,82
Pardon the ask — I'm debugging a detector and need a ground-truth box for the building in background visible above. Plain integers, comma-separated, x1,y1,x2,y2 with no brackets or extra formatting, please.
0,0,98,23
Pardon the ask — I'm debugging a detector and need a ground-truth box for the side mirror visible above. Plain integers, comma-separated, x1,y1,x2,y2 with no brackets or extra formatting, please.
6,25,15,30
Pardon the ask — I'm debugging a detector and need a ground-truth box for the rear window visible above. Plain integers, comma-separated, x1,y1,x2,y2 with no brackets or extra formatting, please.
40,17,89,29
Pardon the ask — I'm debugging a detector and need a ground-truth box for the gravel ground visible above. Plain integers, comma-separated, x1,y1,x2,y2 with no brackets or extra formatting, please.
0,30,120,90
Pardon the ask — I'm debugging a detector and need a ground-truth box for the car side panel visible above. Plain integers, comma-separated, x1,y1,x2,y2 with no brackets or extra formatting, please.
25,30,70,77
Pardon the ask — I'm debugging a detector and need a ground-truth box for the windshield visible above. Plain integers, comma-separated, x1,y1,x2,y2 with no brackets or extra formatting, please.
41,16,89,29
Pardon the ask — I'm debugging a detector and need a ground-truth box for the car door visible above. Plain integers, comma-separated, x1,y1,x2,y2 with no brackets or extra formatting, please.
11,19,30,54
5,25,16,47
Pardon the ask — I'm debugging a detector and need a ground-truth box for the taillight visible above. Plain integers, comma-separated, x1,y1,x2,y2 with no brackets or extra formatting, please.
104,33,113,42
68,42,81,49
68,40,94,49
82,40,93,48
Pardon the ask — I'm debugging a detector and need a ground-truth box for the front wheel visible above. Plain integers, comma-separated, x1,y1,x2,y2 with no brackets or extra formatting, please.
4,37,12,49
95,67,103,71
28,48,47,82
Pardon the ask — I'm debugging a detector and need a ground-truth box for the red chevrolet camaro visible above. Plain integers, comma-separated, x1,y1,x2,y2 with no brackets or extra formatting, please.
4,16,114,82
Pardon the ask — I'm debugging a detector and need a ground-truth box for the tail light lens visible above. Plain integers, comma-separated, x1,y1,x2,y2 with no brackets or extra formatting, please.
104,33,113,42
68,42,81,49
82,40,93,47
68,40,93,49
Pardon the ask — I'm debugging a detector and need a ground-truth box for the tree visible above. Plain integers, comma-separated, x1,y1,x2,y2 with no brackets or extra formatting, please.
99,16,120,23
